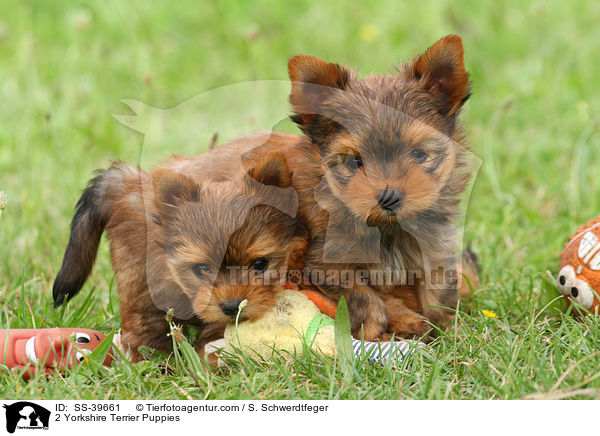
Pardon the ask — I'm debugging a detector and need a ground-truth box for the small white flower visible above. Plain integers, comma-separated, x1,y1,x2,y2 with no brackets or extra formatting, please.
0,191,6,221
238,299,248,312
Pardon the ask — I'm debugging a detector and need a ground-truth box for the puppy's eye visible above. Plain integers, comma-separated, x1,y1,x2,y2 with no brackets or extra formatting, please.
345,155,363,171
192,263,211,278
251,258,269,272
411,149,428,163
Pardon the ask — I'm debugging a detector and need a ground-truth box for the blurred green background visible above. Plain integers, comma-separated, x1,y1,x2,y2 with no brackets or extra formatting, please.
0,0,599,399
2,0,599,298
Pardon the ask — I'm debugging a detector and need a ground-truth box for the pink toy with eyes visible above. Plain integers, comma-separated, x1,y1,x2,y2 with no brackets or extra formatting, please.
0,328,112,380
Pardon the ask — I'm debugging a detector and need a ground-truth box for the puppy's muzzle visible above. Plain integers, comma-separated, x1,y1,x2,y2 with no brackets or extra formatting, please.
220,299,242,316
377,187,403,213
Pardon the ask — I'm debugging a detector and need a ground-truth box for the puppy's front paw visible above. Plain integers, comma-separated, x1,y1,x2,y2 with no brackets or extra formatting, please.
352,317,388,342
385,312,432,340
347,290,388,341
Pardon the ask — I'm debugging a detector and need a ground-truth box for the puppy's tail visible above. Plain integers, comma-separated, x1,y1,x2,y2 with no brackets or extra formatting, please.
53,162,136,307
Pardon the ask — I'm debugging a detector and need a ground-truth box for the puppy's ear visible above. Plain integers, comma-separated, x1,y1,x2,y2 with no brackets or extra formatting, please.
153,169,199,218
288,55,351,141
248,152,292,188
411,35,470,116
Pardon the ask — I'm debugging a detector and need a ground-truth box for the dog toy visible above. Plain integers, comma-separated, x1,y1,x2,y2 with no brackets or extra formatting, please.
0,328,112,380
558,217,600,313
206,285,423,367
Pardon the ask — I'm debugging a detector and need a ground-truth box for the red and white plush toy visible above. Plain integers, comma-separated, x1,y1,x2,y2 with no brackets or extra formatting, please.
558,217,600,313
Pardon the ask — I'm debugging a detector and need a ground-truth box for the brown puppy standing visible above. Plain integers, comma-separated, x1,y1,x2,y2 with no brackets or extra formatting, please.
53,152,307,362
287,35,474,340
179,35,476,341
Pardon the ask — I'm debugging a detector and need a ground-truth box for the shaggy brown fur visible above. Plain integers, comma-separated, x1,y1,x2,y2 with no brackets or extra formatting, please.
53,152,307,362
194,35,475,341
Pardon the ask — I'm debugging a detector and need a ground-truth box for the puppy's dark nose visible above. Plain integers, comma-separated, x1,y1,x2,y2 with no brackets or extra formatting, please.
220,299,242,316
377,188,403,212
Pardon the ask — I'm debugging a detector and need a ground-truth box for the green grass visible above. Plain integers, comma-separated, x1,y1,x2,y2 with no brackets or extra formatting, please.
1,0,600,399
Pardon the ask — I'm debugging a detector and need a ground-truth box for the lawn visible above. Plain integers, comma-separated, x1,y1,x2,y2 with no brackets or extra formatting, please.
1,0,599,400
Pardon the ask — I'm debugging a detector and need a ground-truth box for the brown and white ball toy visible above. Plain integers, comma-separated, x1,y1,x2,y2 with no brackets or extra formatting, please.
558,217,600,313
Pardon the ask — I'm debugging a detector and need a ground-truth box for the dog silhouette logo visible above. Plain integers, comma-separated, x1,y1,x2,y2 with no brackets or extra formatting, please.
3,402,50,433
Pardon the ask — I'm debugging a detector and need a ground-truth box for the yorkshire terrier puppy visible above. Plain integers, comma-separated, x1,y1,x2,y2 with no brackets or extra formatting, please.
53,152,307,362
213,35,476,341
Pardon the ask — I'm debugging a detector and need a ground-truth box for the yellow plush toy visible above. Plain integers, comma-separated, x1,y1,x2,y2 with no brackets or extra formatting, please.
224,288,336,358
205,287,423,367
